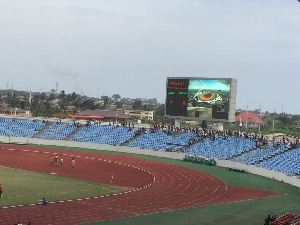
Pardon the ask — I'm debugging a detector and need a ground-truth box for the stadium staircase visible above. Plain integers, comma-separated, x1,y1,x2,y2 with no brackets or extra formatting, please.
32,122,52,138
120,131,144,146
226,147,256,160
65,125,84,141
166,131,200,151
48,123,69,140
238,146,271,163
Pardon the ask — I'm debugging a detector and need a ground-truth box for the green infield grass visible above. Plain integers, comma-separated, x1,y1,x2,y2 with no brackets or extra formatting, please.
0,166,126,207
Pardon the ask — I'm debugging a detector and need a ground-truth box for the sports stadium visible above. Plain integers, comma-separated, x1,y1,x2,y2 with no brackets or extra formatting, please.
0,78,300,225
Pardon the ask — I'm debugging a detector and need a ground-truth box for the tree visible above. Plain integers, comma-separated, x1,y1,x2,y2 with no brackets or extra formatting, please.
58,90,67,113
112,94,121,101
153,104,174,125
103,96,109,109
81,100,96,110
132,100,142,110
115,102,123,109
143,104,148,110
201,120,207,129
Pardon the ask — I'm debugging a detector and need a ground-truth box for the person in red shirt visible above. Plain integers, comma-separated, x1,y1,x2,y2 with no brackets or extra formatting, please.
0,183,3,198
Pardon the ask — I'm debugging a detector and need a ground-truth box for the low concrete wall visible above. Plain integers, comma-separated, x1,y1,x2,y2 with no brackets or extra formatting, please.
215,159,300,188
1,136,299,188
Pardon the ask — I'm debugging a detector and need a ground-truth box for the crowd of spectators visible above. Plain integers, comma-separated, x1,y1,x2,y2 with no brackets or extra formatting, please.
272,136,299,150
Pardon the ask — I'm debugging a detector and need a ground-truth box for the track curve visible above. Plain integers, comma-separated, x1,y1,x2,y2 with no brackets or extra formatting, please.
0,145,282,224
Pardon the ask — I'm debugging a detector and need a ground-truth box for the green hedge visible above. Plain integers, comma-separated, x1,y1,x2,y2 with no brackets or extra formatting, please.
183,155,216,166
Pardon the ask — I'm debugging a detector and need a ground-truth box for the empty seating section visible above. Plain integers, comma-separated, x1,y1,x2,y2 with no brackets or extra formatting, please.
240,145,287,165
0,118,46,137
127,130,198,151
186,137,255,159
230,146,268,163
51,123,78,140
38,122,65,139
70,125,136,145
257,148,300,176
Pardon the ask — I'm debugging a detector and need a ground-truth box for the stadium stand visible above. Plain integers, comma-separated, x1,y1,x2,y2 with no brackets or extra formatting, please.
70,125,136,145
0,116,299,180
127,129,199,152
185,136,256,159
257,148,300,176
0,118,46,137
51,123,78,140
38,122,65,139
230,146,269,163
229,144,286,165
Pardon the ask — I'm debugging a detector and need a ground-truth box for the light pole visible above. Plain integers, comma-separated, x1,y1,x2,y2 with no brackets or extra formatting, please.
239,117,242,135
9,84,13,143
273,108,275,130
27,90,32,144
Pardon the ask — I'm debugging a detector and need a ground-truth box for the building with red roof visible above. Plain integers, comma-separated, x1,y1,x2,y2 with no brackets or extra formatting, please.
235,111,264,128
75,110,133,123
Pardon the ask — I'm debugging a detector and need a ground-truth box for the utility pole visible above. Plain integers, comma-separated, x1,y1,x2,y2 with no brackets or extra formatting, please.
273,108,275,130
258,105,261,133
11,84,13,115
246,106,248,129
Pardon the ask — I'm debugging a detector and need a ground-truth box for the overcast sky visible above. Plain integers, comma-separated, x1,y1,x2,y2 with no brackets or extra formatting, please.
0,0,299,114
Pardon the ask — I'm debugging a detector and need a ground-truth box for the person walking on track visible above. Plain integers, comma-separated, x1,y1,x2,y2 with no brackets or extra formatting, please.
54,154,58,166
0,183,3,198
50,155,54,166
71,157,75,171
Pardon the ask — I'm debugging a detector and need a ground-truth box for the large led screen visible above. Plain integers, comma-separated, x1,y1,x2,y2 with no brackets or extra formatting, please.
165,77,237,122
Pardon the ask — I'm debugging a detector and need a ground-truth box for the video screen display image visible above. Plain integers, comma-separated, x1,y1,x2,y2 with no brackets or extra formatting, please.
165,77,237,122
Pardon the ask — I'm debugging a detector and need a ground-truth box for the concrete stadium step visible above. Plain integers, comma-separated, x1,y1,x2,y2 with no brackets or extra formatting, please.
65,125,85,141
32,122,53,138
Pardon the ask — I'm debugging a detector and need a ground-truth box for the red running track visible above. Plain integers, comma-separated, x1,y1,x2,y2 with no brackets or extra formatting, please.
0,145,283,224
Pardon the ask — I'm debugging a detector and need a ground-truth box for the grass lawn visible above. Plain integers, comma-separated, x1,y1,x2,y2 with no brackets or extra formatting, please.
0,166,126,207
